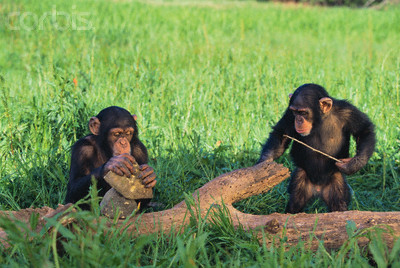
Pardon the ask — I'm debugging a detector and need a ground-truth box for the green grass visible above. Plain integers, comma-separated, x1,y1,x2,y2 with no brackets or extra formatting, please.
0,0,399,266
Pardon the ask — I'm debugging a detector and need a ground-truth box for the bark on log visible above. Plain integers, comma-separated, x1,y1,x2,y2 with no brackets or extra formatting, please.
1,161,399,251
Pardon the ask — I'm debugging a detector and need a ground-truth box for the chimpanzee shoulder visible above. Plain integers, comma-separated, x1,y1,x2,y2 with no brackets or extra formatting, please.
332,99,373,131
132,140,148,165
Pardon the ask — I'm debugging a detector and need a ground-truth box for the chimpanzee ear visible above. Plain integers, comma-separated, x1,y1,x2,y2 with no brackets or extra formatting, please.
289,93,293,99
132,114,137,121
89,117,101,135
319,97,333,114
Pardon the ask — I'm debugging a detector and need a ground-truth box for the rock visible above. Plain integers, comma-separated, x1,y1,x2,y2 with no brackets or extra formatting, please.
100,188,138,219
100,168,153,219
103,171,153,200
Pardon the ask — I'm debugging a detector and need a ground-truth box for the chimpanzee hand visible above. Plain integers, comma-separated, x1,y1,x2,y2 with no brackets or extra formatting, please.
335,157,366,175
138,164,157,188
103,153,137,178
257,155,274,164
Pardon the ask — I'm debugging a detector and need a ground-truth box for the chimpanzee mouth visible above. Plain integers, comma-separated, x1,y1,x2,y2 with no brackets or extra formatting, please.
296,129,310,136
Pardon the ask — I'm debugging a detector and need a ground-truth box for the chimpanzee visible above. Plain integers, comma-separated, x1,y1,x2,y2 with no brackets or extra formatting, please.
65,106,156,209
258,84,376,213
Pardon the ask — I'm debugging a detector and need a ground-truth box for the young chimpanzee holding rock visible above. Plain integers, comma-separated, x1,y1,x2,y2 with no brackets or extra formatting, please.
65,106,156,211
258,84,376,213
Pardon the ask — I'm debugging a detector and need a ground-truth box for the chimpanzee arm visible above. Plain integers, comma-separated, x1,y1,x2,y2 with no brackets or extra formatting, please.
258,110,293,163
337,103,376,174
65,140,108,204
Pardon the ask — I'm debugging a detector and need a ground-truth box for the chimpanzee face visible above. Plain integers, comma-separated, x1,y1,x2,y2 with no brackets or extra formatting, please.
107,127,134,156
289,105,313,136
288,87,332,137
88,106,138,157
289,93,313,136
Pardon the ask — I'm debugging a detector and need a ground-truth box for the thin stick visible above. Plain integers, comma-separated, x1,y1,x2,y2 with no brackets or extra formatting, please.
283,134,343,163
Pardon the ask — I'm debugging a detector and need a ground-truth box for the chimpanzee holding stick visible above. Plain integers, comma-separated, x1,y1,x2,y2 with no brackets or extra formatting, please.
258,84,376,213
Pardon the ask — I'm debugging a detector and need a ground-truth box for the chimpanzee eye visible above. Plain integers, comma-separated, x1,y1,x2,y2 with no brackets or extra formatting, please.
126,131,131,136
114,132,121,137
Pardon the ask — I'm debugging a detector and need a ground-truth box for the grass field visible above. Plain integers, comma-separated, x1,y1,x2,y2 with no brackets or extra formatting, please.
0,0,400,266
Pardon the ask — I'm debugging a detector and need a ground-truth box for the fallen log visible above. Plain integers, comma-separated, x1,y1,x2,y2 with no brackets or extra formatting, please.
1,161,399,250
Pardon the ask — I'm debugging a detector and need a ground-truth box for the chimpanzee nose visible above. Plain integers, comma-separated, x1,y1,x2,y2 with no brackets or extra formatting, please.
296,116,303,123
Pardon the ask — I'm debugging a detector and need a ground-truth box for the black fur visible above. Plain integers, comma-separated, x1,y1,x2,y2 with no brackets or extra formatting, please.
258,84,376,213
65,106,148,205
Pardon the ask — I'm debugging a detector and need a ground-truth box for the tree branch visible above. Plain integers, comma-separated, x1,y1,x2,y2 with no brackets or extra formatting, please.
1,161,399,250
